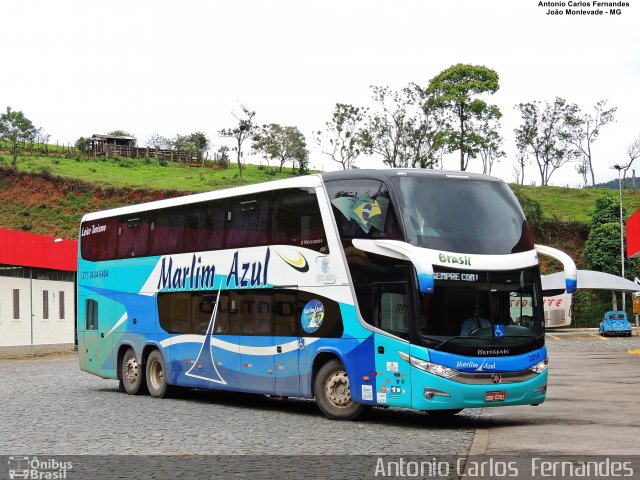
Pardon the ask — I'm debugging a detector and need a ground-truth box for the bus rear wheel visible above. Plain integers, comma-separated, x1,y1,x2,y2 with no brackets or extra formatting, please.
146,350,172,398
314,359,366,420
121,348,147,395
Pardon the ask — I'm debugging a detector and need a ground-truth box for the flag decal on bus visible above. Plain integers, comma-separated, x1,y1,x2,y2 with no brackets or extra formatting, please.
331,195,388,233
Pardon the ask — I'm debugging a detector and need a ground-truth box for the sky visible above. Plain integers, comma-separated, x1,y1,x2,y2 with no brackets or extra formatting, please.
2,0,639,188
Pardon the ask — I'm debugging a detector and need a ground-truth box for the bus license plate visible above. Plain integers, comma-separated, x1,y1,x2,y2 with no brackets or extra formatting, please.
485,391,507,402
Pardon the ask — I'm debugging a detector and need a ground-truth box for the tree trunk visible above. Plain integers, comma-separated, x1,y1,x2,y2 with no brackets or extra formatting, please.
459,104,465,171
236,139,243,181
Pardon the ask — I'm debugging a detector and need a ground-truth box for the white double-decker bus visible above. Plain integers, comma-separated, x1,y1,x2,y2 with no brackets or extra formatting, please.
77,169,576,419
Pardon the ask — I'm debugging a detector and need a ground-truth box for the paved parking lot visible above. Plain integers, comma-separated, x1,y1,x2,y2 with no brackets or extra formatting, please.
470,331,640,456
0,354,477,457
1,332,637,460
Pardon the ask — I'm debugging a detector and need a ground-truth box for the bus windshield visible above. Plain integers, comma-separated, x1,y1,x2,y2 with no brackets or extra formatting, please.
391,176,534,255
417,266,544,353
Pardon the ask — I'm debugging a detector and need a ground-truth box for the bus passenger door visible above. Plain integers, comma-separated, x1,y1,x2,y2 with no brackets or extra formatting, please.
273,290,301,397
373,283,412,408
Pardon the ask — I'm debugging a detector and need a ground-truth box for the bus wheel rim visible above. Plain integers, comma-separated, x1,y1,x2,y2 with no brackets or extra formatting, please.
326,371,351,407
150,359,163,390
124,358,138,384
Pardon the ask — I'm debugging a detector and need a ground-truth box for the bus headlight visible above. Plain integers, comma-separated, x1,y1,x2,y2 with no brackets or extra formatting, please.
529,358,548,374
399,352,459,379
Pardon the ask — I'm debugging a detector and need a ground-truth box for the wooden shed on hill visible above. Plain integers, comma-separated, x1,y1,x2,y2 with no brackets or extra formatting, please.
91,134,136,155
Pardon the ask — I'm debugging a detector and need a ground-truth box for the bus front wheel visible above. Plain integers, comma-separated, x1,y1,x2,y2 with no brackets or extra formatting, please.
146,350,172,398
121,348,147,395
314,359,366,420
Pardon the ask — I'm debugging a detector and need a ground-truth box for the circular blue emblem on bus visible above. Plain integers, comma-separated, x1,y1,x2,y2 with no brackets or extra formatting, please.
301,299,325,333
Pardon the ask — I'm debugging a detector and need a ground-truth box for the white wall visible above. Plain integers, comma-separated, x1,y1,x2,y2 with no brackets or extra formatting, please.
0,277,75,347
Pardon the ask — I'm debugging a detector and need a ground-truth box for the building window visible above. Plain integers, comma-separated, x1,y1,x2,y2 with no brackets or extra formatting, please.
13,289,20,319
59,291,65,320
43,290,49,320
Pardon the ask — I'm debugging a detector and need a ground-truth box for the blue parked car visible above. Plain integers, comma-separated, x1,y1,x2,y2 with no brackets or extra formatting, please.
599,311,633,337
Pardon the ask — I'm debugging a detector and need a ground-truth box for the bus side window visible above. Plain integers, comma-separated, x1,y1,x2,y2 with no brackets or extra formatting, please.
117,215,149,258
157,292,191,334
185,201,225,252
225,194,271,248
273,291,298,337
191,292,217,334
80,217,118,261
271,188,328,252
149,207,185,256
85,299,98,331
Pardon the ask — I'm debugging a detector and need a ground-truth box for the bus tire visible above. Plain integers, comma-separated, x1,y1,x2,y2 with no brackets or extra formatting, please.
121,348,147,395
314,359,366,420
146,350,172,398
426,409,463,417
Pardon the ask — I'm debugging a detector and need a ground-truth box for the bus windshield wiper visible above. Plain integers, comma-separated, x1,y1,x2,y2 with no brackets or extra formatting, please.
432,336,491,350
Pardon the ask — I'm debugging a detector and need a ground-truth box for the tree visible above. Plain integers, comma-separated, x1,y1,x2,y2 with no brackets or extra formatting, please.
425,64,501,171
0,107,37,167
403,82,444,169
107,130,136,145
513,149,528,185
252,124,308,173
74,137,92,155
564,100,616,186
478,119,505,175
584,194,640,310
219,105,256,182
146,134,171,165
576,158,589,187
173,132,210,164
621,135,640,188
315,103,367,170
361,86,411,167
147,134,171,151
361,84,441,169
514,97,578,186
216,145,230,167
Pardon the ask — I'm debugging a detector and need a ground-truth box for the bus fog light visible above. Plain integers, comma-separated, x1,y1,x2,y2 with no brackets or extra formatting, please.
529,358,548,374
424,388,451,400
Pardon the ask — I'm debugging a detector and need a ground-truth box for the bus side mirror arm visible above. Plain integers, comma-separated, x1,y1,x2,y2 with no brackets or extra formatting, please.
351,239,435,294
535,244,577,293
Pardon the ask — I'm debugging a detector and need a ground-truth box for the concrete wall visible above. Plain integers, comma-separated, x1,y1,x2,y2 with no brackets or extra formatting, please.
0,277,75,348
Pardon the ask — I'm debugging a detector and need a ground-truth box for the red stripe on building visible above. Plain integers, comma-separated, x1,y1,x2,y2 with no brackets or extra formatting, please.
0,228,77,271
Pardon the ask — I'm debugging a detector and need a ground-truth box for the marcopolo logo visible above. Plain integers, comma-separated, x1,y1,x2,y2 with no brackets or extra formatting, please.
8,456,73,479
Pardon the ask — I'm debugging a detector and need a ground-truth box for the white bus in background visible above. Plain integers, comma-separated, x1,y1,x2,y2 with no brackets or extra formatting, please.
510,292,572,328
542,292,572,328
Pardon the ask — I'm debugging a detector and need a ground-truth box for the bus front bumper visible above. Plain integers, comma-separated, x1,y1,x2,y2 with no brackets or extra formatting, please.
410,369,548,411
